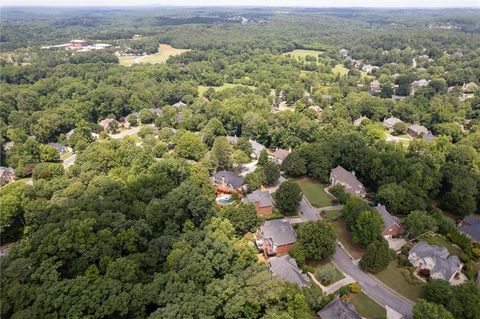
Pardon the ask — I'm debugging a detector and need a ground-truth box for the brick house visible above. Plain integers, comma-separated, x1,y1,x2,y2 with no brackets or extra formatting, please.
242,189,273,216
375,204,404,238
256,219,296,256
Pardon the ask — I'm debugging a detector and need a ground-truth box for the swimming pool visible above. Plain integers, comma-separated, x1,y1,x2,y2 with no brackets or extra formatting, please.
216,195,235,205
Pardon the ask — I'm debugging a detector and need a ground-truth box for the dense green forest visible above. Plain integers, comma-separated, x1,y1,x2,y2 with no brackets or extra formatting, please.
1,6,480,319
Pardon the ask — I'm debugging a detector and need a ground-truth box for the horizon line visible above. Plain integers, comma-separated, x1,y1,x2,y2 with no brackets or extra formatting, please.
1,5,479,9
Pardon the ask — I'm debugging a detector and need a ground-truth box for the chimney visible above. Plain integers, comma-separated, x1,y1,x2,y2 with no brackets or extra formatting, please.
352,170,356,176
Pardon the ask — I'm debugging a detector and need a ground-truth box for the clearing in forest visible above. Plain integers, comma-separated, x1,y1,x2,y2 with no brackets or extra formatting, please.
283,49,325,60
119,44,190,66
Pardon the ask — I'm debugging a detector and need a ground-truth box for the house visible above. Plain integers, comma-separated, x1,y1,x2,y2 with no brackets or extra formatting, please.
339,48,349,57
412,79,430,89
3,141,15,151
213,170,244,193
249,139,266,158
391,95,407,101
408,241,463,283
243,189,274,215
47,142,70,154
330,166,366,197
353,116,368,127
408,124,430,137
173,101,187,108
383,116,403,129
226,135,239,144
65,129,75,140
69,39,87,49
256,219,296,256
462,82,478,93
422,132,436,142
362,64,379,74
317,297,362,319
269,148,290,165
149,108,163,117
0,167,15,186
452,51,464,59
375,204,404,238
268,255,310,286
458,215,480,242
308,105,323,113
99,118,118,131
369,80,381,94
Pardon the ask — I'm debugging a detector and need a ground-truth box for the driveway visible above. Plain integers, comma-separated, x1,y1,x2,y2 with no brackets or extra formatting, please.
331,245,413,318
109,124,154,139
62,153,77,168
298,196,319,221
239,160,258,177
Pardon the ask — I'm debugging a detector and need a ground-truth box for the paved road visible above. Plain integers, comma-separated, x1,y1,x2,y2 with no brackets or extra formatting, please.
62,153,77,168
332,245,413,319
298,196,319,221
109,124,155,139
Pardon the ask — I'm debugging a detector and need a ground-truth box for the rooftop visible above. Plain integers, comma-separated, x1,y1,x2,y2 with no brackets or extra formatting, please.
269,255,310,286
376,204,401,231
260,219,296,246
330,166,365,196
317,297,362,319
459,215,480,241
214,170,244,189
243,190,273,207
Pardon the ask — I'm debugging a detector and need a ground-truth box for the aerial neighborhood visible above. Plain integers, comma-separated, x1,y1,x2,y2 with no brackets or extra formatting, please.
1,5,479,319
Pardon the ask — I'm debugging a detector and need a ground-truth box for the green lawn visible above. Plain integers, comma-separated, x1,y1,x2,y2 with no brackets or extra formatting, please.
374,260,425,301
419,234,462,256
294,178,333,207
332,64,349,76
333,220,365,259
283,49,325,59
349,292,386,319
323,210,342,221
307,258,344,285
198,83,256,96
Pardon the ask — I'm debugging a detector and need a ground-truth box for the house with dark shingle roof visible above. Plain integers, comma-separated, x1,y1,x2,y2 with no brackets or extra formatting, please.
317,297,362,319
268,255,310,287
329,166,366,198
257,219,296,256
0,167,15,186
243,190,273,216
408,124,430,137
47,142,70,154
213,170,244,192
408,241,463,283
458,215,480,242
376,204,404,238
383,116,403,129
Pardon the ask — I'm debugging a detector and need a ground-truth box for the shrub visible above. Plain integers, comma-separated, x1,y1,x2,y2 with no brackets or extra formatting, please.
338,286,349,297
289,244,306,268
347,282,361,294
316,267,337,285
329,185,350,204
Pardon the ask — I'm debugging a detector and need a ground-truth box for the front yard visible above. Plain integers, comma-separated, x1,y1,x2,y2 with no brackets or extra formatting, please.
307,259,344,286
374,260,425,301
333,220,365,259
294,178,333,208
349,292,386,319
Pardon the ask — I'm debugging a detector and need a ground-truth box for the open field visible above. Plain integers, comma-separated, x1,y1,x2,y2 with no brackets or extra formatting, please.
349,292,386,319
333,220,365,259
332,64,349,76
294,178,333,207
419,234,463,255
198,83,256,96
283,49,325,59
119,44,190,66
323,209,342,221
308,258,344,285
374,260,425,301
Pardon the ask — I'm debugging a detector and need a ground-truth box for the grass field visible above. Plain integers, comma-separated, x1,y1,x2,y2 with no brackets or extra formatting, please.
323,210,342,221
374,260,425,301
119,44,190,66
333,220,365,259
294,178,333,207
349,292,386,319
308,259,344,285
419,234,463,256
283,49,325,60
198,83,256,96
332,64,349,76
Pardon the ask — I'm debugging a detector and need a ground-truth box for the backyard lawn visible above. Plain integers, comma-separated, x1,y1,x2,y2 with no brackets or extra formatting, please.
294,178,333,207
332,64,349,76
333,220,365,259
374,260,425,301
419,234,463,255
323,210,342,221
307,258,344,285
349,292,386,319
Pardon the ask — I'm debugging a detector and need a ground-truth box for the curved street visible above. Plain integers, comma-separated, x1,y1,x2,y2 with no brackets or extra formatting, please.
332,245,413,319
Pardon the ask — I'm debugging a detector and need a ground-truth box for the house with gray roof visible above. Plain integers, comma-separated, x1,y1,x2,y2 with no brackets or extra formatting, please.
213,170,244,192
65,129,75,140
226,135,239,144
47,142,70,154
375,204,404,238
408,124,430,137
330,166,366,198
173,101,187,108
422,132,435,142
268,255,310,287
243,189,273,215
149,108,163,117
353,115,368,127
317,297,362,319
458,215,480,242
257,219,296,256
383,116,403,129
269,148,290,165
0,167,15,186
249,140,266,158
408,241,463,283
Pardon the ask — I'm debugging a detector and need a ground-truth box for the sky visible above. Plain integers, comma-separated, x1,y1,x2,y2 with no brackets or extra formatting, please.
2,0,479,7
